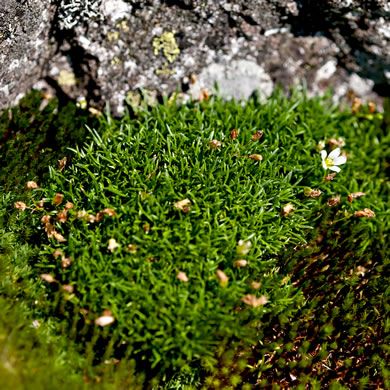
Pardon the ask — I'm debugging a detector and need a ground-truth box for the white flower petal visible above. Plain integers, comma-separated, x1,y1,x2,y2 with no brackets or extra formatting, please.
322,160,328,169
334,155,347,165
329,165,341,172
320,150,327,160
328,148,341,159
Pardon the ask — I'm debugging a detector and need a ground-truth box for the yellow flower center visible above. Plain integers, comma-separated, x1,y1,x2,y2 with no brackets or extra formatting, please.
325,157,334,167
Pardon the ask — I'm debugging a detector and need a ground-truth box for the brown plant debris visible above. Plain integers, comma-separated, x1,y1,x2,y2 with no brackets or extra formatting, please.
348,192,366,202
354,208,375,218
230,129,239,140
242,294,268,307
327,195,341,207
216,269,229,287
174,198,191,213
26,181,39,189
323,172,337,182
252,130,263,141
177,271,189,282
14,201,26,210
58,157,67,171
234,259,248,267
53,193,64,206
249,154,263,161
40,274,57,283
281,203,294,216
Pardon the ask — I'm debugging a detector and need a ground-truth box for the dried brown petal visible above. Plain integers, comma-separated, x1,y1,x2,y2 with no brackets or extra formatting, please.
230,129,239,140
242,294,268,307
348,192,366,203
234,259,248,267
95,212,105,222
65,202,74,210
61,256,72,268
53,231,67,242
37,199,45,208
53,193,64,206
354,208,375,218
53,249,62,259
327,195,341,207
328,138,345,148
108,238,120,252
41,215,51,224
323,173,337,182
14,201,26,211
56,209,68,223
216,269,229,287
174,198,191,212
62,284,74,293
199,88,210,102
281,203,294,216
368,102,376,113
26,181,39,189
252,130,263,141
86,214,96,223
308,190,322,198
58,157,67,171
127,244,137,253
44,223,55,238
103,208,116,216
177,271,189,282
95,315,115,327
249,154,263,161
143,223,150,233
209,140,222,149
352,97,361,114
40,274,57,283
251,281,261,289
189,74,197,84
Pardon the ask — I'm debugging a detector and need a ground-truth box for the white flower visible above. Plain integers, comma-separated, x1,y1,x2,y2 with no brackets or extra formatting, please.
320,148,347,173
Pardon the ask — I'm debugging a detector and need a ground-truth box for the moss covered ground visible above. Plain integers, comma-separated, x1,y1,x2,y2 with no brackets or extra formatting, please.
0,89,389,389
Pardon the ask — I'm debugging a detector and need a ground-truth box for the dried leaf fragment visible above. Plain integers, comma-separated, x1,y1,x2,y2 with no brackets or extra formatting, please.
61,256,72,268
252,130,263,141
242,294,268,307
281,203,294,216
249,154,263,161
65,202,74,210
53,193,64,206
323,172,337,182
348,192,366,203
352,97,361,114
62,284,74,293
230,129,239,140
209,140,222,149
27,181,39,189
216,269,229,287
103,208,116,216
251,281,261,289
108,238,120,252
53,231,67,242
368,102,376,113
174,198,191,213
234,259,248,267
40,274,57,283
354,208,375,218
177,271,189,282
56,209,68,223
53,249,62,259
95,315,115,327
14,201,26,211
58,157,67,171
327,195,340,207
199,88,210,102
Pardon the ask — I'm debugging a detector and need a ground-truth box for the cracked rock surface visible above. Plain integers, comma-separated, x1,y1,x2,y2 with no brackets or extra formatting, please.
1,0,389,114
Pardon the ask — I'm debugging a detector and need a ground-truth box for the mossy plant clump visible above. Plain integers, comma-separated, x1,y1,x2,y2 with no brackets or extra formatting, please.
1,90,389,388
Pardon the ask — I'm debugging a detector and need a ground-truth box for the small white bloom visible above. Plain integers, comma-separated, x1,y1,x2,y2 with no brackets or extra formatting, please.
320,148,347,173
76,96,87,109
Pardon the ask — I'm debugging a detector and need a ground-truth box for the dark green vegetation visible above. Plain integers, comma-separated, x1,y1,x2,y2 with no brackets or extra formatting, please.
1,90,389,389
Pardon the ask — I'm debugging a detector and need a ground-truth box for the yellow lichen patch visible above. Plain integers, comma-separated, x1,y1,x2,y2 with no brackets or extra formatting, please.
107,31,119,41
126,90,141,106
153,30,180,63
58,70,76,87
110,56,122,66
156,62,176,77
116,20,129,32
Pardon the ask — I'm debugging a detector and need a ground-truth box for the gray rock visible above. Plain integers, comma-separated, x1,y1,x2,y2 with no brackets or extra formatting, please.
0,0,389,114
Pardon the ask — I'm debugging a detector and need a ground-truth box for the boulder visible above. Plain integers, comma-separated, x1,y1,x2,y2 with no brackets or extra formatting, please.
1,0,389,115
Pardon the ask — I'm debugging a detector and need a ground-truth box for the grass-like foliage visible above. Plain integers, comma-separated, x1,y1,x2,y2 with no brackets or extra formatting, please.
1,89,389,388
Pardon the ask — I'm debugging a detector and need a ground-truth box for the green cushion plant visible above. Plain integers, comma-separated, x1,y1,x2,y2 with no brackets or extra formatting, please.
1,89,389,388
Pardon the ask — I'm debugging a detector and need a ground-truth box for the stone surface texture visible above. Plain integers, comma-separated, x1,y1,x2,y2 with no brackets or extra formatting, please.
1,0,389,114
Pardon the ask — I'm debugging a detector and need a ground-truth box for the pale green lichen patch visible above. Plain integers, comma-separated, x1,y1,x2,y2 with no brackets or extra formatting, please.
57,70,76,87
153,30,180,63
107,31,119,41
156,62,176,77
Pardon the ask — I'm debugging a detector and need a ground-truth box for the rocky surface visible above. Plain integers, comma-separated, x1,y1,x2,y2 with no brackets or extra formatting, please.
1,0,390,115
